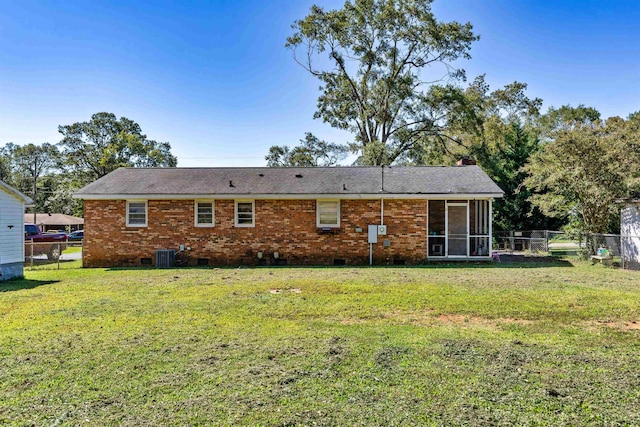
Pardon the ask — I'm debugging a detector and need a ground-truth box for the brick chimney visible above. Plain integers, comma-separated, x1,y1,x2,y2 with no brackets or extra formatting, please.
456,156,476,166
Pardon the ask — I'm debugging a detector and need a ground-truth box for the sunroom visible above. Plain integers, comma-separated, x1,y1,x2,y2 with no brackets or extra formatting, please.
426,199,493,259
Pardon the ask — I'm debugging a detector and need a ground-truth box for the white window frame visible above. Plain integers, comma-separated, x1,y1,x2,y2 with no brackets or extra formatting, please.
126,200,147,227
234,200,255,227
316,199,340,228
194,200,215,227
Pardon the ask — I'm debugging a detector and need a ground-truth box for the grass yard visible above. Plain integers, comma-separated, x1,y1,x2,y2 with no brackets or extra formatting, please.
1,261,640,426
63,246,83,254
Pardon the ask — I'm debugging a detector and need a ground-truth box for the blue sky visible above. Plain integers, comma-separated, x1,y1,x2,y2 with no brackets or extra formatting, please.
1,0,638,167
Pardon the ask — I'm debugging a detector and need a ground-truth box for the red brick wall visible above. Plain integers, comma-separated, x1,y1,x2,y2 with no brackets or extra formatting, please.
83,199,428,267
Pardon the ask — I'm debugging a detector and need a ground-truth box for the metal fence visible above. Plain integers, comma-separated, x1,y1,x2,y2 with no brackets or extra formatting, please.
495,230,640,270
24,240,83,270
21,233,640,270
495,230,554,253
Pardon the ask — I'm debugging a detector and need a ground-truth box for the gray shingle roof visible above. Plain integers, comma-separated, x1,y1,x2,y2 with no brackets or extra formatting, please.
75,166,503,198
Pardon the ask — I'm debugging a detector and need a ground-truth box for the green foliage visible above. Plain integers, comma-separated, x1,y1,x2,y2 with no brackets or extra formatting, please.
285,0,478,165
2,265,640,425
10,143,60,191
266,132,348,166
524,107,640,233
406,76,557,230
0,144,13,183
539,104,601,133
43,178,84,217
1,112,177,217
412,75,542,161
0,143,61,214
476,122,562,230
58,112,177,181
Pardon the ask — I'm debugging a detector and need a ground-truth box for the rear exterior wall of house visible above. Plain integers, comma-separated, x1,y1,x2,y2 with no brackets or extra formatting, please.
83,199,428,267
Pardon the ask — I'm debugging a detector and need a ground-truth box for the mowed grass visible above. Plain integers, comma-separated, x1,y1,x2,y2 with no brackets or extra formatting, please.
1,262,640,426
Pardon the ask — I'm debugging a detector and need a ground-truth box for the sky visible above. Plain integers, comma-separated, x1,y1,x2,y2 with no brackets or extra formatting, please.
0,0,638,167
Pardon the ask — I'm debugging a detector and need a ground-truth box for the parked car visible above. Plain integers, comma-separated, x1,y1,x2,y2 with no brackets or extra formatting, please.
44,230,69,240
24,224,68,260
69,230,84,241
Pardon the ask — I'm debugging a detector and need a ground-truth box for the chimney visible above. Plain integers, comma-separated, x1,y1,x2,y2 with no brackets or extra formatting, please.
456,156,476,166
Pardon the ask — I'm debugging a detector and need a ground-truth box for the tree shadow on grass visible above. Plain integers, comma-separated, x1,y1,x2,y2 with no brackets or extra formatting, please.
0,279,59,292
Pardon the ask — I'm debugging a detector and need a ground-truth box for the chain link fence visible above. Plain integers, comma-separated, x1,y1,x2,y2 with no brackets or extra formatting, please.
24,240,83,270
495,230,553,253
495,230,640,270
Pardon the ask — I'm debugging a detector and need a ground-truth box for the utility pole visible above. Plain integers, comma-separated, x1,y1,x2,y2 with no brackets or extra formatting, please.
32,156,37,224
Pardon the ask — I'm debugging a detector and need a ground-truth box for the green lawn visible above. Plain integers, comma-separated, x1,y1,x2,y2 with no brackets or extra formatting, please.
63,245,83,254
1,261,640,426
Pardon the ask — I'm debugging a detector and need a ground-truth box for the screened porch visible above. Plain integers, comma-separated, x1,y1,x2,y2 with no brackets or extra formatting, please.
427,199,492,259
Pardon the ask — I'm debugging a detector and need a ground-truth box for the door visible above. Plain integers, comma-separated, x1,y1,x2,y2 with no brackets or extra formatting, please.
447,203,468,257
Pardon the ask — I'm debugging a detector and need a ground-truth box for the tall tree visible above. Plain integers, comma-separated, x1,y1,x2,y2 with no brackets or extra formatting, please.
11,143,61,220
475,122,562,231
538,104,601,134
0,143,16,183
265,133,349,167
402,75,543,165
524,108,640,234
43,178,83,217
279,0,478,165
403,76,555,230
58,112,177,181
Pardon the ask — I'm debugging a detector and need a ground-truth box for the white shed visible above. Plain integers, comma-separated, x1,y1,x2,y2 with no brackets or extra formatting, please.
621,201,640,271
0,181,32,281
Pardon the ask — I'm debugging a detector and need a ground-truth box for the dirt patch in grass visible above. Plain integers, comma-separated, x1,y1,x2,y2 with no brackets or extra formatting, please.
588,320,640,331
269,288,302,294
340,310,533,329
436,313,533,326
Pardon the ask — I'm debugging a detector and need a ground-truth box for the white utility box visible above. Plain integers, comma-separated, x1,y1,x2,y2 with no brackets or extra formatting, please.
368,225,378,243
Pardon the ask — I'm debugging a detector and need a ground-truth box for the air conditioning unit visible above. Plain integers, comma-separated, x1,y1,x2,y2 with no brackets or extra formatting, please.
155,249,176,268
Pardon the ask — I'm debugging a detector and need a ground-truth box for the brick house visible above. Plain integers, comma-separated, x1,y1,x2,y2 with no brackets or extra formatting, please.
75,165,503,267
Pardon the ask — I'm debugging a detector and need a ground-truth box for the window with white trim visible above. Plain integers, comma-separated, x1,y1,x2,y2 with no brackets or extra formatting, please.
317,200,340,227
235,200,254,227
126,201,147,227
195,200,214,227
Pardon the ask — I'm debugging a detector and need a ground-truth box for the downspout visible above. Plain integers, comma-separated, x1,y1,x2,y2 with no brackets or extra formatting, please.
380,164,384,225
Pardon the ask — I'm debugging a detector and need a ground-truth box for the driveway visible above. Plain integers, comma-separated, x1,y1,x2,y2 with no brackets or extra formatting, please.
61,251,82,260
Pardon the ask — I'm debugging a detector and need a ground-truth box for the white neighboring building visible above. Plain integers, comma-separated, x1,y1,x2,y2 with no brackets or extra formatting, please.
621,201,640,271
0,180,32,281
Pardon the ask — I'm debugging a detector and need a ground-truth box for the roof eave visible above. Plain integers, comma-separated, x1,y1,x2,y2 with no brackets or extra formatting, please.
0,180,33,204
75,192,503,200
